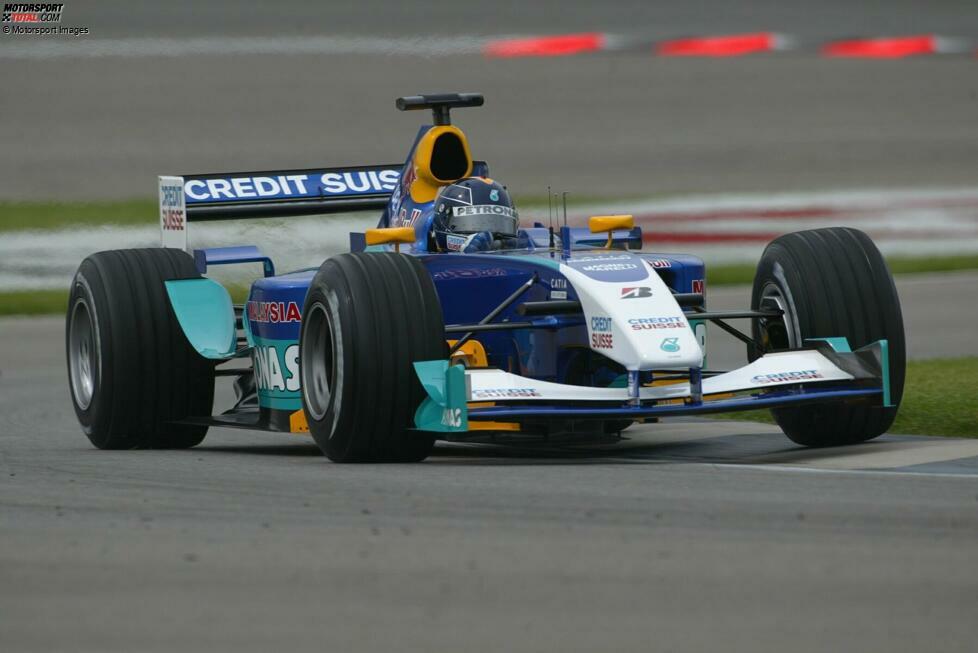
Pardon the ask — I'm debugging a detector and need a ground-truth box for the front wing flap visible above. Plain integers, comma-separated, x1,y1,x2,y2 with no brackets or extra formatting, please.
413,340,890,432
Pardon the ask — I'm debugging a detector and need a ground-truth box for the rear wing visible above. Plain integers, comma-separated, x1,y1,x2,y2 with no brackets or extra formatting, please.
159,164,401,250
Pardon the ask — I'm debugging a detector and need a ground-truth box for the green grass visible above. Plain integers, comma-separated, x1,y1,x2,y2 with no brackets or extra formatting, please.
712,357,978,438
0,289,69,316
0,285,251,317
0,200,158,232
706,255,978,287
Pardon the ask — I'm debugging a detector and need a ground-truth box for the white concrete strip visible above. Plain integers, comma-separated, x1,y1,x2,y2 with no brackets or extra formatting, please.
593,186,978,214
712,462,978,479
744,438,978,470
0,214,373,290
0,34,507,60
564,186,978,262
3,186,977,290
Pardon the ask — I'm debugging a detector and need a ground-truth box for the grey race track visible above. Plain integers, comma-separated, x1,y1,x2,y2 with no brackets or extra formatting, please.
2,2,978,200
2,273,978,653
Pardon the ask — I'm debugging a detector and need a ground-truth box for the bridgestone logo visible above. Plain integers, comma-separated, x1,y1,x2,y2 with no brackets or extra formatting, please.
453,205,517,218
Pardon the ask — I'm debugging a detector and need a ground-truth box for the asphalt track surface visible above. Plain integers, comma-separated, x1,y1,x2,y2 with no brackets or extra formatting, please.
2,3,978,200
3,274,978,652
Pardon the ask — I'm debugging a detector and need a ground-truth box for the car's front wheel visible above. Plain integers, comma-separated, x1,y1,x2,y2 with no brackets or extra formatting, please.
66,248,215,449
750,227,906,446
299,252,446,463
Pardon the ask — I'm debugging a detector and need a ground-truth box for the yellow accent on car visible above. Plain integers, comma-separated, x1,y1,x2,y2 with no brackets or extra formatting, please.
365,227,416,252
409,125,473,203
589,215,634,232
468,421,521,432
447,339,489,368
588,214,635,248
289,409,309,433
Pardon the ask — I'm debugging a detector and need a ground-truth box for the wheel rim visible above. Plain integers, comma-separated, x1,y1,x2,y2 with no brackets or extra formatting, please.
68,298,98,410
758,282,797,351
301,301,335,422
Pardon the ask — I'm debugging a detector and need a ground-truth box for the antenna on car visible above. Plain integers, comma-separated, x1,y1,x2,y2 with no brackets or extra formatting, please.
547,186,556,251
395,93,484,126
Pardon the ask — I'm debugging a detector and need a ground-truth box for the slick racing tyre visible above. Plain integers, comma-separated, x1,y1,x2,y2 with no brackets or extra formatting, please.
66,248,215,449
300,252,446,463
750,228,905,447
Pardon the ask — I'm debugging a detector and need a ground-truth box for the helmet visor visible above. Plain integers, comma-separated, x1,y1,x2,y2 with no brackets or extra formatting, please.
449,205,519,236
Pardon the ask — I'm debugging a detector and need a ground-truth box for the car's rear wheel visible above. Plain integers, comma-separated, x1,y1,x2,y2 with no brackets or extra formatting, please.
750,227,906,446
299,252,445,463
66,248,215,449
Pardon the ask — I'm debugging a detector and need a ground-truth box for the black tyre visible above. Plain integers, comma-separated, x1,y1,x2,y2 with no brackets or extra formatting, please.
299,252,445,463
66,248,215,449
750,227,905,446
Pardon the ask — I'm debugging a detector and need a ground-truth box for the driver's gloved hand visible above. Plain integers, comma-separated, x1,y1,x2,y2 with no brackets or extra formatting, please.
461,231,494,253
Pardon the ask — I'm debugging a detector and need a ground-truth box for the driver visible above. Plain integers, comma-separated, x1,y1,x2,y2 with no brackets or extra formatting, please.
431,177,520,253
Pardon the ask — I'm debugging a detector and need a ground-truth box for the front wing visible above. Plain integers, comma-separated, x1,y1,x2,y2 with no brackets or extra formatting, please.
413,339,891,432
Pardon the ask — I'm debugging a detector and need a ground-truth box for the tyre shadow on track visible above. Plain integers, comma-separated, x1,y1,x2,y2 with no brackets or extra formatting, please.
424,431,805,467
192,427,928,469
194,442,323,457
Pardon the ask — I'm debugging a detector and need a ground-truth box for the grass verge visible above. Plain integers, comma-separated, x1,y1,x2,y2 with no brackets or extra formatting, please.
712,357,978,438
0,200,158,231
0,289,69,316
706,255,978,287
0,286,250,317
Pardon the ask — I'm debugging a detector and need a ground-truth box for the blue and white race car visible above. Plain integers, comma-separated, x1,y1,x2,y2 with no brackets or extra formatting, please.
66,93,905,462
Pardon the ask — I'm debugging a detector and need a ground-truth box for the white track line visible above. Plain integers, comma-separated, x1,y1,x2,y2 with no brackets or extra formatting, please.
709,462,978,479
743,439,978,470
0,35,507,60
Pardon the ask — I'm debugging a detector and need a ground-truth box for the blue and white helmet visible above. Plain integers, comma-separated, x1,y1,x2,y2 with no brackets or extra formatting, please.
433,177,518,238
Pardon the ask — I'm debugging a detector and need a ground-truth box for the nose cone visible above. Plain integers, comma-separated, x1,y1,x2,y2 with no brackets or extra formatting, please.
625,317,703,369
561,254,704,371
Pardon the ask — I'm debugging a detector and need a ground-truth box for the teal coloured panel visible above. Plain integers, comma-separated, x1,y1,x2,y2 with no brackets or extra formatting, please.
250,335,302,410
806,337,852,353
413,360,468,432
165,278,236,359
878,339,892,408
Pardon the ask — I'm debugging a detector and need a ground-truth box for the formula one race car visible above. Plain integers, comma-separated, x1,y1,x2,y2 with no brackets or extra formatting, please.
66,93,905,462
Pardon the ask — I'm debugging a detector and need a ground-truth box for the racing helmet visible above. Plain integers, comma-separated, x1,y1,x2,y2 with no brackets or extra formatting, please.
433,177,518,238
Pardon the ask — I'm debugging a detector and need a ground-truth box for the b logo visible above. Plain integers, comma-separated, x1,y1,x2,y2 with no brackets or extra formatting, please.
489,189,499,202
620,287,652,299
